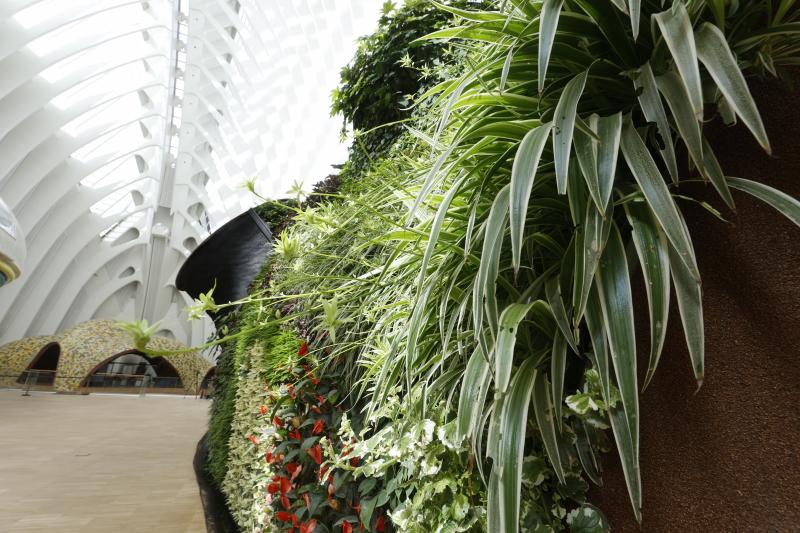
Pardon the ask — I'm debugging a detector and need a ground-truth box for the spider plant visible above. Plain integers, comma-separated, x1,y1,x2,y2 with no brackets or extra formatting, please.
360,0,800,529
245,0,800,529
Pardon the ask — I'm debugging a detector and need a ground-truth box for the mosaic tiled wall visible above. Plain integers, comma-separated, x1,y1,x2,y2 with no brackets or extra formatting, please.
0,320,212,393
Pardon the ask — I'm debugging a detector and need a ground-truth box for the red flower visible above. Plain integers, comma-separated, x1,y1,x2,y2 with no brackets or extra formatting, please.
276,511,294,523
288,384,296,399
303,492,311,510
289,429,302,441
273,416,285,428
350,456,360,467
267,483,279,494
298,342,309,357
307,444,322,465
312,419,324,435
310,406,322,414
375,516,386,533
300,519,317,533
286,462,302,481
316,394,326,405
311,377,321,385
279,476,291,495
260,404,268,415
318,465,328,481
342,521,353,533
247,434,259,445
281,494,291,510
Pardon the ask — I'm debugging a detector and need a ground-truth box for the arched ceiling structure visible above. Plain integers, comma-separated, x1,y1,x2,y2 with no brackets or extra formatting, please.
0,0,382,346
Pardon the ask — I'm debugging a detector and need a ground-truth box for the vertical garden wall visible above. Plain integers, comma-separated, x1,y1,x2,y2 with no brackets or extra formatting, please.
179,1,800,532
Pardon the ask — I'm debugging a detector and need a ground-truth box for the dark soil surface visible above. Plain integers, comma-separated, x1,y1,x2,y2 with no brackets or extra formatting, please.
589,75,800,531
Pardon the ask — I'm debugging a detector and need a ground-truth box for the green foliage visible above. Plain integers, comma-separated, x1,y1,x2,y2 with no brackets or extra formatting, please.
254,198,299,235
331,0,475,184
210,1,800,530
206,313,242,487
115,319,160,351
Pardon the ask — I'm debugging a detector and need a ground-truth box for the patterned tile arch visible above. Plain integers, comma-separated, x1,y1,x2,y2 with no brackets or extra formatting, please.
0,319,211,392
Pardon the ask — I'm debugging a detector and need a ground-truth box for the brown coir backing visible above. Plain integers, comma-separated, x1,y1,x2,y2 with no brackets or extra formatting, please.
588,76,800,531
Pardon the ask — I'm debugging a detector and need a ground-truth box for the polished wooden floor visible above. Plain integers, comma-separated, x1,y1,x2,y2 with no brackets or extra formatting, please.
0,390,209,532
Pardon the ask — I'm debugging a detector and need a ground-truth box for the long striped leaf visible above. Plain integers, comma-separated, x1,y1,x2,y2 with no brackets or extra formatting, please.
701,136,736,210
457,345,491,442
551,330,568,432
587,274,642,524
418,177,465,294
607,403,642,522
727,177,800,226
620,120,700,281
654,3,704,119
667,218,704,385
595,112,622,211
628,0,641,40
498,358,539,533
546,276,578,353
473,185,510,354
538,0,565,93
656,69,704,173
510,124,553,274
573,419,603,486
533,371,567,485
594,222,639,458
553,71,588,194
495,302,535,395
635,62,679,183
624,200,671,389
573,200,612,326
695,22,771,153
574,113,619,214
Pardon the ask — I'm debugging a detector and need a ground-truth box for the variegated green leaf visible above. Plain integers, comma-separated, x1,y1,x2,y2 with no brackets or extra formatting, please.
498,358,539,533
510,124,553,274
656,69,704,173
635,62,679,183
701,136,736,210
624,200,671,389
551,330,568,432
473,185,510,354
654,2,704,119
457,345,491,442
668,240,704,385
533,370,567,485
620,120,700,281
495,302,535,394
573,201,612,326
695,22,771,153
727,177,800,226
628,0,641,40
594,222,639,458
546,276,578,353
554,70,588,194
538,0,565,93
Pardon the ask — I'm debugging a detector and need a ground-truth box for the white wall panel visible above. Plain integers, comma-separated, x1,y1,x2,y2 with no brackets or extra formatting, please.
0,0,383,349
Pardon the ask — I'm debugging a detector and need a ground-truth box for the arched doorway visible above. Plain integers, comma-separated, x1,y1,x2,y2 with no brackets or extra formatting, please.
17,342,61,386
81,351,184,392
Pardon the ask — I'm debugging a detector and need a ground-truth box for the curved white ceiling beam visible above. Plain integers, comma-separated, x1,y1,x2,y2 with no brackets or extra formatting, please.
0,0,384,349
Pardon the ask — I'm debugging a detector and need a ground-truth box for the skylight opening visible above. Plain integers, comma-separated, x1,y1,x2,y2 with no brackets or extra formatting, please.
61,92,147,138
12,0,72,29
39,30,168,83
100,210,147,243
71,118,161,163
52,59,161,110
26,4,156,58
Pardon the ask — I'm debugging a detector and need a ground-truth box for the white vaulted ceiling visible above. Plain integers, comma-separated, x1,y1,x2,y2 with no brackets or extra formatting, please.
0,0,382,346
